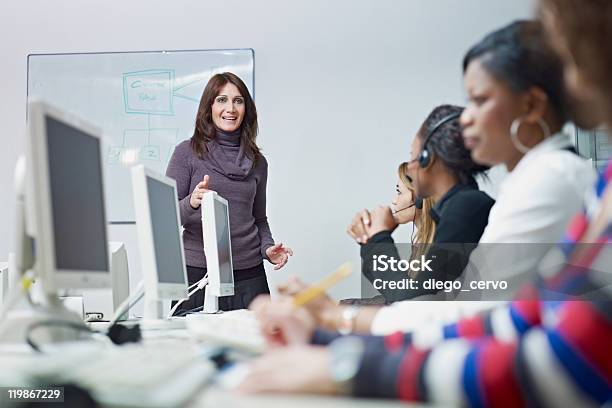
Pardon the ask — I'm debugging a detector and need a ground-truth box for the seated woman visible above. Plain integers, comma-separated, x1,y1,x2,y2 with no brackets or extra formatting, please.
341,162,436,305
458,19,595,297
266,18,596,335
349,104,494,302
393,162,436,260
240,16,612,407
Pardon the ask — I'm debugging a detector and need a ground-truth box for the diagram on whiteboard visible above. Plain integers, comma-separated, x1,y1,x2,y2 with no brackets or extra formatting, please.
109,67,224,173
27,49,254,222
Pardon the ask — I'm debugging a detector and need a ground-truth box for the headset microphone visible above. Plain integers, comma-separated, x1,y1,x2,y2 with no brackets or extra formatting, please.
392,203,415,214
393,196,425,214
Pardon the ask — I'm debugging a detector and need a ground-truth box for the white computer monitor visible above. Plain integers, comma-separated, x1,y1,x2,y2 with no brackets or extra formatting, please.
26,100,110,294
78,242,130,321
201,191,234,313
132,165,188,319
0,262,8,305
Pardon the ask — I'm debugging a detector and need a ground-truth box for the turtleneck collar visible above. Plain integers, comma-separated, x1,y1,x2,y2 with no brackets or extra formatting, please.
215,128,241,147
205,128,254,180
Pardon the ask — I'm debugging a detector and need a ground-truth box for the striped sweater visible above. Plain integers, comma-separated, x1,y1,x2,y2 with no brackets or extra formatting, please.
313,160,612,407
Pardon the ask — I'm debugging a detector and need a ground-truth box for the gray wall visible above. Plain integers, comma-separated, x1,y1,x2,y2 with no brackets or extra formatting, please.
0,0,532,300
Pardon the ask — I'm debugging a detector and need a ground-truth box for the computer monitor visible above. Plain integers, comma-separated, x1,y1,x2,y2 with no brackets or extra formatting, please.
131,165,188,320
201,191,234,313
0,101,111,344
78,242,130,321
26,100,110,294
0,262,8,305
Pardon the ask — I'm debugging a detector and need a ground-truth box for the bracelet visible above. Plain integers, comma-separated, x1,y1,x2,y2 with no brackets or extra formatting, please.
338,305,360,335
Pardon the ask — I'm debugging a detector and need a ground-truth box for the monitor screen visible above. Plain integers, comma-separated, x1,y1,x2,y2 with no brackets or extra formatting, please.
46,115,109,272
146,176,186,284
214,198,233,285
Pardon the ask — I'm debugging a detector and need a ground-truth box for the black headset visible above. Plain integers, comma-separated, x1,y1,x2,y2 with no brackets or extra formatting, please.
414,196,423,209
417,111,462,168
392,195,424,214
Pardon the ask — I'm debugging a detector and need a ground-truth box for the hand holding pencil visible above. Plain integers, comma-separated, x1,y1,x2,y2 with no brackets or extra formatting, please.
250,263,353,348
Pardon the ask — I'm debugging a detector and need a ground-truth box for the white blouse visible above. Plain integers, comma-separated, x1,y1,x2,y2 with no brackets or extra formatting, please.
478,132,594,244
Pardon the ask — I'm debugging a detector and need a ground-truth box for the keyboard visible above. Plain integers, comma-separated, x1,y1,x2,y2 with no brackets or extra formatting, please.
185,309,266,354
28,340,216,408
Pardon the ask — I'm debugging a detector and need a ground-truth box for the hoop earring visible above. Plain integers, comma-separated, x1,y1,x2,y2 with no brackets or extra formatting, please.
510,117,551,154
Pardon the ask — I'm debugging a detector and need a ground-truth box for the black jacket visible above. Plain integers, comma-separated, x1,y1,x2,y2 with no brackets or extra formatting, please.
360,182,495,301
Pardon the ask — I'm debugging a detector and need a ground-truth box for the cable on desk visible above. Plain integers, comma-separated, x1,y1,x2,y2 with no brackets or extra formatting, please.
168,275,208,318
25,320,96,353
26,318,143,353
175,305,204,317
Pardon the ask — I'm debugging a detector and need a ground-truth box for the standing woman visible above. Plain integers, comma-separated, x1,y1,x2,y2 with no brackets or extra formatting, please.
166,72,292,312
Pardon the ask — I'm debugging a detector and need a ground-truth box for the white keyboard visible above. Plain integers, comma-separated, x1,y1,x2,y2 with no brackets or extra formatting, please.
31,340,216,408
185,309,266,354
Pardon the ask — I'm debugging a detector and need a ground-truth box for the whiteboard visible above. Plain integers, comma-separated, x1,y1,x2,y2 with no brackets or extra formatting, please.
27,49,254,222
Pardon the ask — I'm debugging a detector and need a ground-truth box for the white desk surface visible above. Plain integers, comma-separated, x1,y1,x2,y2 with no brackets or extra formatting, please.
0,320,427,408
192,388,423,408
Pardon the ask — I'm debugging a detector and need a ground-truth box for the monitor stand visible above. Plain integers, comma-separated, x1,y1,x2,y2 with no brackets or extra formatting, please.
137,291,186,330
0,289,87,345
202,285,223,314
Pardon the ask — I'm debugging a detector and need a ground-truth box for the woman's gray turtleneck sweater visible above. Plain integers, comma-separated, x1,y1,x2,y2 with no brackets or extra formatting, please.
166,129,274,270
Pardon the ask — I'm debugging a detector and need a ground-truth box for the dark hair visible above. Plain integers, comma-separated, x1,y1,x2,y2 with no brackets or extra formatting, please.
539,0,612,124
418,105,489,185
191,72,261,161
463,20,568,124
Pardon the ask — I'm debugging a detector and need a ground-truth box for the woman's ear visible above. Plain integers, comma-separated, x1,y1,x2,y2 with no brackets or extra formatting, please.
423,151,436,170
524,87,549,123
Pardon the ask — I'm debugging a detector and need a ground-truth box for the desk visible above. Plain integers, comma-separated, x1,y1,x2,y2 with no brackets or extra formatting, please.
193,389,422,408
0,323,424,408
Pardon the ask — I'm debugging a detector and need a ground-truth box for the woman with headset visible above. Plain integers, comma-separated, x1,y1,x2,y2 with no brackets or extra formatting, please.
354,161,437,301
239,18,611,405
394,161,436,259
255,18,597,328
273,163,437,328
348,104,495,302
251,21,592,336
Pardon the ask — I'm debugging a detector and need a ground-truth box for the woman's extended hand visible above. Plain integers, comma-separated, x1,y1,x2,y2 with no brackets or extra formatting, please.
189,175,213,209
266,243,293,270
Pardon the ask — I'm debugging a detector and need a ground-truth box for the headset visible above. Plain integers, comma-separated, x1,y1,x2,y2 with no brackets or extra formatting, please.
394,111,461,225
392,193,422,245
406,112,460,241
392,196,423,214
417,111,462,168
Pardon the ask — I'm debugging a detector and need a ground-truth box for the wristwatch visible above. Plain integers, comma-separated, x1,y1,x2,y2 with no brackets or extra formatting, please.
338,305,360,335
329,336,365,394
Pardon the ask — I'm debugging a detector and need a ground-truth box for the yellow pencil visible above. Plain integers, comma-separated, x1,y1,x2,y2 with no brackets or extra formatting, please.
292,262,352,307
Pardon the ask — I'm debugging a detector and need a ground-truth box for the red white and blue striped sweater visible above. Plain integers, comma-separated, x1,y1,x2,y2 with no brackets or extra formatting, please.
313,160,612,407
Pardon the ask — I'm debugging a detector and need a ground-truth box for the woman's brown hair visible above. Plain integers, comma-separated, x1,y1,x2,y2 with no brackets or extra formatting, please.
398,162,436,273
539,0,612,123
190,72,261,161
